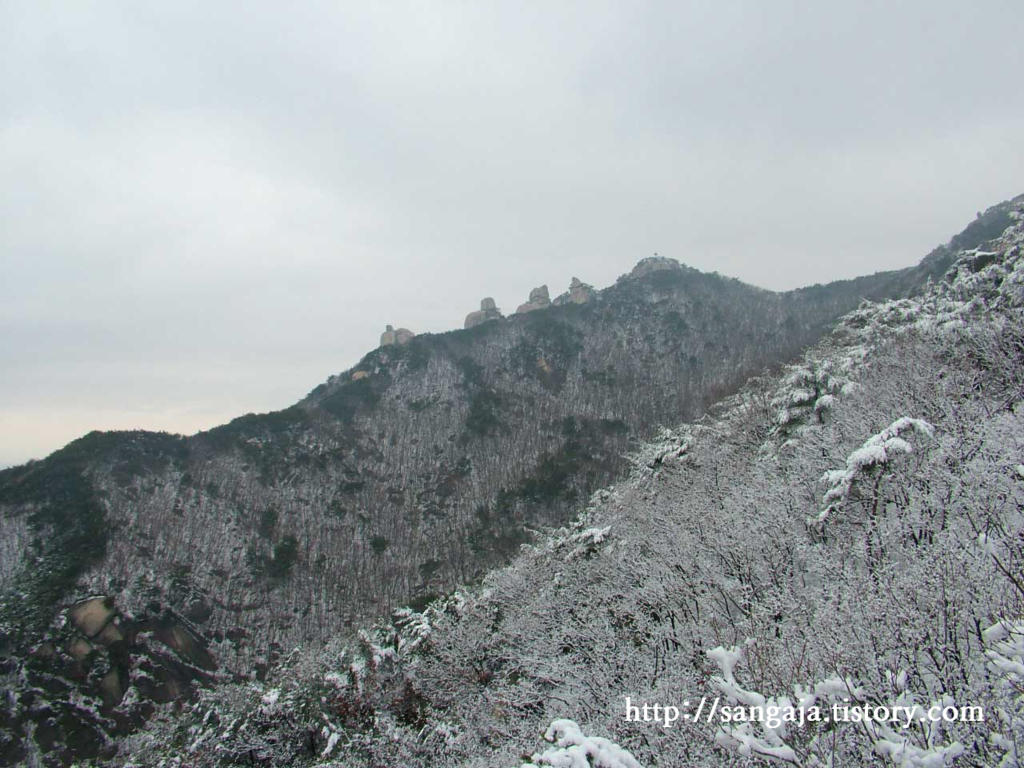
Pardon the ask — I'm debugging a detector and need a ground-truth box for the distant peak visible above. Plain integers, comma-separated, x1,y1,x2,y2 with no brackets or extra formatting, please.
626,255,685,280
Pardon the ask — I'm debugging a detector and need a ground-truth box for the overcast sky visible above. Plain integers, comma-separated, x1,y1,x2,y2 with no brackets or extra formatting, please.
2,1,1023,467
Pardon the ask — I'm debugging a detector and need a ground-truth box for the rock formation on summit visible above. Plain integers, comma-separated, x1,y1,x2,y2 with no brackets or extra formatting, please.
515,285,551,314
464,297,503,329
380,324,415,347
553,277,595,306
628,255,684,279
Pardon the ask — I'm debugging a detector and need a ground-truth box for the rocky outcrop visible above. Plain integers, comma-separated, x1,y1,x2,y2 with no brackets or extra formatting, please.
2,595,217,766
627,256,684,279
553,277,596,306
464,297,503,329
68,596,116,637
515,285,551,314
380,324,415,347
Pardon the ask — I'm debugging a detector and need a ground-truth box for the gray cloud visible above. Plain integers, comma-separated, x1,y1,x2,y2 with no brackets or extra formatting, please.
2,0,1023,466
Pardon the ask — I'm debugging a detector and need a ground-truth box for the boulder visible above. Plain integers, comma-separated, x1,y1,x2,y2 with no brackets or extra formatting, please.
68,597,115,638
96,622,126,646
465,297,503,329
67,637,93,660
515,285,551,314
553,277,595,306
380,324,415,347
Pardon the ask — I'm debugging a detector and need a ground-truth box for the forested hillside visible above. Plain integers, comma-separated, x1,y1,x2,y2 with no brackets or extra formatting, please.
0,196,1020,766
114,197,1024,767
0,257,943,659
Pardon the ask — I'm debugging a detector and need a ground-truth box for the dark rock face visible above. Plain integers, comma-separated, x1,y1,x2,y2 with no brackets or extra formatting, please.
0,597,217,766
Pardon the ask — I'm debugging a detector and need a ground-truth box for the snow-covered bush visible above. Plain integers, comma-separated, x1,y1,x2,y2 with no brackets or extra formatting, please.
984,619,1024,767
520,719,643,768
773,358,848,436
708,642,971,767
817,416,935,523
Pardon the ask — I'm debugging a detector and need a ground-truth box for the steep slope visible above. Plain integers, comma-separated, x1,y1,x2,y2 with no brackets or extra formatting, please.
120,194,1024,767
0,195,1020,765
0,261,920,654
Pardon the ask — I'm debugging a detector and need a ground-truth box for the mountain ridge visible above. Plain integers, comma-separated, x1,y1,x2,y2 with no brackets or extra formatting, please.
117,192,1024,767
0,194,1021,765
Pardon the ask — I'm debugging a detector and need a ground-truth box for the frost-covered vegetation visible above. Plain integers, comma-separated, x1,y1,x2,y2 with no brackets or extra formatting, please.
4,255,929,764
1,253,924,668
111,205,1024,766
